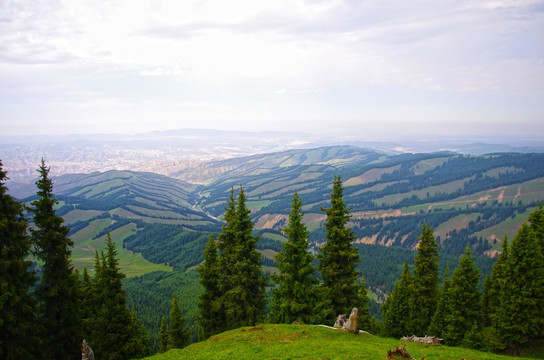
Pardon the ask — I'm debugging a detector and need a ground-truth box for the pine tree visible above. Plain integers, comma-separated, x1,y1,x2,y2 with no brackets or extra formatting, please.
428,264,451,338
381,280,400,337
222,186,267,328
216,187,237,322
89,233,142,360
496,222,544,354
444,245,481,346
0,161,37,360
462,321,484,350
31,158,82,360
528,203,544,252
481,275,492,328
127,306,151,358
356,276,373,332
489,237,509,330
159,317,168,353
317,176,361,322
382,261,412,338
168,295,189,349
410,222,439,336
197,234,224,339
270,192,321,324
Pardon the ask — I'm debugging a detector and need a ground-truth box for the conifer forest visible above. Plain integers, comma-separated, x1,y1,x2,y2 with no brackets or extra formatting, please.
1,154,544,359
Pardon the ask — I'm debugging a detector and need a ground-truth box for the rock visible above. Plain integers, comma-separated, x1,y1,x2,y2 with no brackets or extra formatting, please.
400,335,442,345
334,314,347,327
81,339,94,360
387,345,427,360
342,308,359,333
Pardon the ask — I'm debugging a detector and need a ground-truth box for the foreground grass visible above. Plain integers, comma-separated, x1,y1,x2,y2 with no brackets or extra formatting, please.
143,324,534,360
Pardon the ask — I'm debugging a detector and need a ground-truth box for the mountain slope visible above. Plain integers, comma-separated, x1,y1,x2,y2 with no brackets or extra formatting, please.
197,150,544,258
19,170,221,275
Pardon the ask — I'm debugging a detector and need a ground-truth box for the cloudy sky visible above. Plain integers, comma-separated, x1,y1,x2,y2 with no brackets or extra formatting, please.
1,0,543,141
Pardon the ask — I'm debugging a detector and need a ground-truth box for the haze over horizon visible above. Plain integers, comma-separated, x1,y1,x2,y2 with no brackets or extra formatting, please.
1,0,543,140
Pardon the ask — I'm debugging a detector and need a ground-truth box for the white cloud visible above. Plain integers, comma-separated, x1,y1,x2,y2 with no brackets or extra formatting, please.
0,0,542,138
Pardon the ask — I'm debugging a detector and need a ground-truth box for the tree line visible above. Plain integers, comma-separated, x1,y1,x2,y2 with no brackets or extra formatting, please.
381,205,544,355
3,158,542,358
197,176,375,339
1,160,179,360
196,173,544,356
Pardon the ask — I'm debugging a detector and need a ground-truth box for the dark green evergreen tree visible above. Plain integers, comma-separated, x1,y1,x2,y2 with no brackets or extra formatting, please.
31,159,82,360
317,176,361,322
410,222,439,336
128,306,151,358
496,222,544,354
489,237,509,331
528,203,544,252
197,234,224,339
270,192,322,324
0,161,37,360
381,280,400,337
481,275,492,328
444,245,481,346
462,321,484,350
381,261,412,338
428,264,451,338
88,233,143,360
356,276,373,332
216,188,237,325
168,295,189,349
222,186,267,328
159,317,168,353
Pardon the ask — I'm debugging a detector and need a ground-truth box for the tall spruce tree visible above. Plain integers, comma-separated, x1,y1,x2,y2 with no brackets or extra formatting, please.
0,161,37,360
381,261,412,338
197,234,224,339
129,305,151,358
31,159,82,360
489,237,509,330
159,317,168,353
216,187,237,319
528,203,544,252
88,233,143,360
410,222,439,336
428,264,451,338
168,295,189,349
317,176,361,322
496,222,544,354
270,192,322,324
222,186,267,328
355,276,373,332
444,245,481,347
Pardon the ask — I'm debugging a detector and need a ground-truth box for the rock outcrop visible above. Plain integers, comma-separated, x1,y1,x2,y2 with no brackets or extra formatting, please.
342,308,359,333
334,314,347,328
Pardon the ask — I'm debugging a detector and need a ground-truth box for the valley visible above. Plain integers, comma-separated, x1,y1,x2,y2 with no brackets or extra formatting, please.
6,144,544,342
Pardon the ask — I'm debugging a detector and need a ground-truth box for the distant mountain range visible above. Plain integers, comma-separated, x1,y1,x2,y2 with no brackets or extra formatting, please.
2,129,543,188
7,144,544,279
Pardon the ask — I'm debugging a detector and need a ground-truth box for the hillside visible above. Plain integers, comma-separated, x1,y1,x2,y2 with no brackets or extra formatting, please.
10,146,544,287
19,170,221,275
8,145,544,347
143,324,538,360
198,150,544,258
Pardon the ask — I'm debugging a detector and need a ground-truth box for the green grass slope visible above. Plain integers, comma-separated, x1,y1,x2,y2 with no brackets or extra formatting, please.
143,324,534,360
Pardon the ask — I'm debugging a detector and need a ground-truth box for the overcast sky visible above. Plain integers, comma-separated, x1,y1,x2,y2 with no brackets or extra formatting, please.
1,0,543,141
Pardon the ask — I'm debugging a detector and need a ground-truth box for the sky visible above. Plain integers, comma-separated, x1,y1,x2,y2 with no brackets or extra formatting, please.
1,0,543,141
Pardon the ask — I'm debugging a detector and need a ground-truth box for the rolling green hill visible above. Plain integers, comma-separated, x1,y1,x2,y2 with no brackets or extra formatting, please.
20,170,222,275
142,324,538,360
197,150,544,259
11,147,544,348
